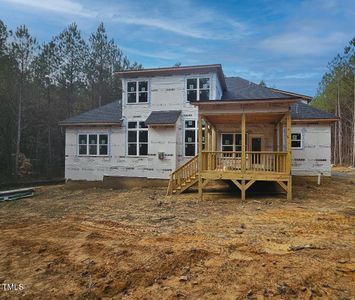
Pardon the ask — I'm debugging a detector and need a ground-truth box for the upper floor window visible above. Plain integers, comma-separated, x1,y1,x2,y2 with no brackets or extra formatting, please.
291,133,302,149
127,121,148,156
127,81,148,104
78,133,109,156
186,77,210,101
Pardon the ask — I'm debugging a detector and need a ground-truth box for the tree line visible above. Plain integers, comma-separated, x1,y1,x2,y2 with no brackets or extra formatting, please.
312,38,355,167
0,20,142,181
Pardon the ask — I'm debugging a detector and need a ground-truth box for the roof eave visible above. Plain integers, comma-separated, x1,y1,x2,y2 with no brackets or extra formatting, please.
269,88,312,102
191,97,300,105
116,64,228,91
292,118,338,123
59,121,122,126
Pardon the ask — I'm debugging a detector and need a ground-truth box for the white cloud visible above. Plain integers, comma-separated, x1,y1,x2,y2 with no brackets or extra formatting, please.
110,14,213,40
282,72,320,79
122,47,179,60
260,32,348,55
1,0,248,40
2,0,94,17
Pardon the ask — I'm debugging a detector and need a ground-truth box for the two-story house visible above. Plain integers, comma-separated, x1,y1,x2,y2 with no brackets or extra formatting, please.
59,64,337,200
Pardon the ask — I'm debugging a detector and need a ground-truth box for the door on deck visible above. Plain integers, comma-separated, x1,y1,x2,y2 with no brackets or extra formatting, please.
250,136,262,165
251,137,262,151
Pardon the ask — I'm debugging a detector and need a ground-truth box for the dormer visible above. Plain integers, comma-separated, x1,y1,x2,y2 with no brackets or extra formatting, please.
116,64,227,106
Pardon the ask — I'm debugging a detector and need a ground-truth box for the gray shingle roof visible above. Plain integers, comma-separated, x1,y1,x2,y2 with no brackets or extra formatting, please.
59,100,122,125
291,101,337,120
222,77,294,100
145,110,181,125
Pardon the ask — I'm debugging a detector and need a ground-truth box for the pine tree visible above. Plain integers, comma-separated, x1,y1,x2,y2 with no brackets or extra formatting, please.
11,25,38,177
87,23,121,107
55,23,89,116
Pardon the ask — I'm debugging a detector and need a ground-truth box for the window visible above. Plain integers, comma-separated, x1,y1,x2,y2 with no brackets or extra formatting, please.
221,133,244,157
127,121,148,156
186,77,210,101
184,119,205,157
127,81,148,104
291,133,302,149
78,133,109,156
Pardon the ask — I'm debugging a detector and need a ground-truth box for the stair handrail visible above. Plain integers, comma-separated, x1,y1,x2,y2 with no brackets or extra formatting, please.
167,154,199,195
171,154,198,175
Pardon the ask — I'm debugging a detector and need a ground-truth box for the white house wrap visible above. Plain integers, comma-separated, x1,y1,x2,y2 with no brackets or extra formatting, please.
60,64,337,182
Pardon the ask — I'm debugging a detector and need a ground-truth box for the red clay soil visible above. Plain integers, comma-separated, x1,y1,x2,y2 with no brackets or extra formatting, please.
0,176,354,299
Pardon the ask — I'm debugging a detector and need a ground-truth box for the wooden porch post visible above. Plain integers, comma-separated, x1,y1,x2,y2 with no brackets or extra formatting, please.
241,113,246,200
204,119,209,151
286,112,292,200
198,114,203,200
278,122,283,151
211,126,216,151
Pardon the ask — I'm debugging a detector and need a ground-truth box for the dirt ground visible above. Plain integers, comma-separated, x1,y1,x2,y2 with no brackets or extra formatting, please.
0,174,354,299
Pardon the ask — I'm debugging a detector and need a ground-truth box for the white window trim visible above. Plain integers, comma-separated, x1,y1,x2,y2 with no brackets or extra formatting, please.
126,79,150,105
77,133,110,157
183,118,205,157
186,76,211,102
291,132,303,149
127,121,149,157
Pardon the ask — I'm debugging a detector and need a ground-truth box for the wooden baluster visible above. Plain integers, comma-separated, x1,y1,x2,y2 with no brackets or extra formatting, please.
276,154,279,173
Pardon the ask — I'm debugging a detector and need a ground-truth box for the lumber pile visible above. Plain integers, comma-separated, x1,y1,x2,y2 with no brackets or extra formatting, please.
0,187,34,201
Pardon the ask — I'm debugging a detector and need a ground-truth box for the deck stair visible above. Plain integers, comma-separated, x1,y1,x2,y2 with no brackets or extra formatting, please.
167,155,199,195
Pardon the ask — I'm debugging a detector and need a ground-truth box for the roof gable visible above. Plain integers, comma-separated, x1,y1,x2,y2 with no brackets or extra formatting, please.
291,101,337,120
222,77,296,101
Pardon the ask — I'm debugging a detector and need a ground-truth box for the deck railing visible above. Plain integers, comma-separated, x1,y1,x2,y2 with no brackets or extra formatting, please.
201,151,288,174
167,155,199,195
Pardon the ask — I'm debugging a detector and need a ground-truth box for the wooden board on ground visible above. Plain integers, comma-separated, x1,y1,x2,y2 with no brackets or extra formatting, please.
0,187,35,201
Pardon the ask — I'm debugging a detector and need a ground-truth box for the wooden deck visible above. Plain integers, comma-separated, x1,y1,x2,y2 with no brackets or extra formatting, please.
167,108,293,200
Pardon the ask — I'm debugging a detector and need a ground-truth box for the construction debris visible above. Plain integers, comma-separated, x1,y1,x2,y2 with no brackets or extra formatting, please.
0,187,34,201
288,244,321,251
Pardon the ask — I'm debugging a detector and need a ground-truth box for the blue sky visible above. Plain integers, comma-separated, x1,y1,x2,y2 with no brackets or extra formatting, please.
0,0,354,96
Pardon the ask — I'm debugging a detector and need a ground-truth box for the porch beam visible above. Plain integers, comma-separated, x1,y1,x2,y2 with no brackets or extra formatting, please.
204,119,209,151
286,112,292,175
276,180,287,192
198,114,203,200
286,111,292,201
202,179,210,188
211,126,216,151
245,179,256,191
231,179,242,190
273,126,278,151
278,122,283,151
241,113,246,174
287,176,292,201
279,113,288,123
241,180,246,201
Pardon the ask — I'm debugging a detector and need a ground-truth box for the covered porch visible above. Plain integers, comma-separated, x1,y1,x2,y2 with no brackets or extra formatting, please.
198,110,292,200
167,99,294,200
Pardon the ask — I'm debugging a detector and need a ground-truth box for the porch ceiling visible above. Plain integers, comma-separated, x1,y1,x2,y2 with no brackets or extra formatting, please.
204,113,285,125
